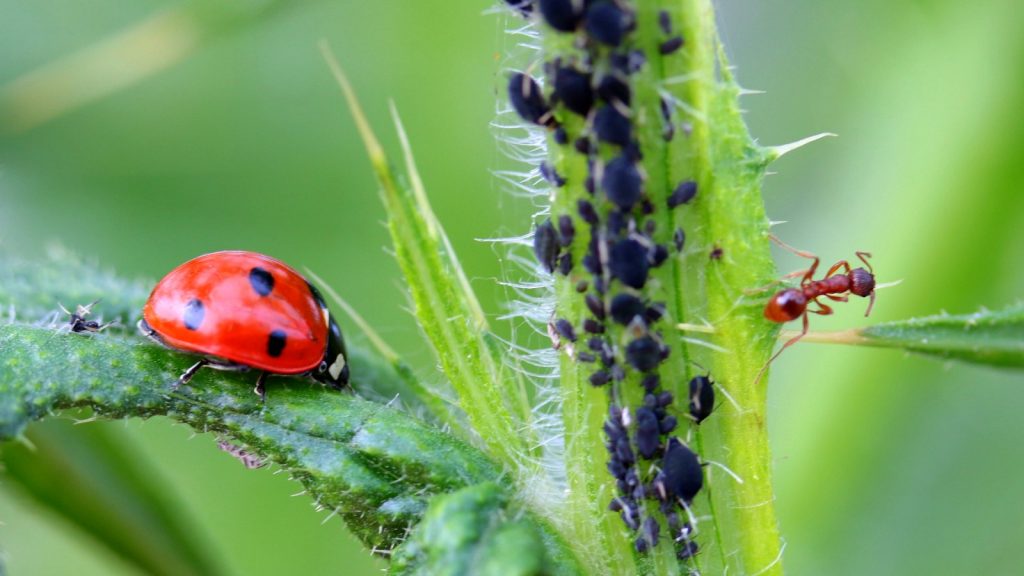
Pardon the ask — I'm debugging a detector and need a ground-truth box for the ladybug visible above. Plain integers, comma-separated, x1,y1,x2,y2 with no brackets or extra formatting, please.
138,251,350,399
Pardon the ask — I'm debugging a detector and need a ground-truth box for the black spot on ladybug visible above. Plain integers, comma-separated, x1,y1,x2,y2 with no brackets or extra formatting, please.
688,375,715,424
659,36,684,55
183,299,205,331
267,329,287,357
594,105,632,147
610,293,645,325
508,73,552,127
609,239,650,288
249,267,275,297
602,155,642,210
554,66,594,117
539,0,583,31
585,2,631,47
668,180,698,208
626,336,662,372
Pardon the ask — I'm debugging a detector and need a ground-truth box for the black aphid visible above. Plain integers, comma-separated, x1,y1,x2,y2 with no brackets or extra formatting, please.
688,375,715,424
660,96,675,141
668,180,698,208
649,244,669,267
539,0,583,32
610,364,625,381
606,209,628,236
554,66,595,116
578,199,599,225
659,36,684,55
673,228,686,252
710,245,723,260
585,2,631,47
555,318,577,342
634,407,661,459
609,293,645,325
540,161,566,187
625,336,662,372
596,74,631,106
602,155,642,210
585,293,606,320
575,280,589,293
553,126,568,145
574,136,593,155
594,105,632,147
641,374,660,393
677,540,699,560
658,9,671,34
557,252,573,275
508,73,551,126
533,218,560,273
590,370,611,386
645,303,666,323
657,437,703,503
660,415,678,434
505,0,534,16
557,215,576,247
609,239,650,288
583,318,605,334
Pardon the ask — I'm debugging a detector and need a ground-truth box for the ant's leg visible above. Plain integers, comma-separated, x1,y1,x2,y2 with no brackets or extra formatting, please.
865,290,877,317
824,293,849,303
856,251,874,274
824,260,851,279
809,300,834,316
769,234,819,282
755,312,810,385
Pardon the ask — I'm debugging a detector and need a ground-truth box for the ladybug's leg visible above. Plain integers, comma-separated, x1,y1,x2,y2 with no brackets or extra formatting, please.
178,359,209,388
254,372,268,402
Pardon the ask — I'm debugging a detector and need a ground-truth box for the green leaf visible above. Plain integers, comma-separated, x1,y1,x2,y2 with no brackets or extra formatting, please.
389,482,584,576
858,305,1024,368
0,322,498,552
2,420,223,576
320,46,539,473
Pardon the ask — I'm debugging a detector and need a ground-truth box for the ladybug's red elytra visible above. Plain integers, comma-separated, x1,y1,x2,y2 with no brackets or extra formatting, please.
138,251,349,399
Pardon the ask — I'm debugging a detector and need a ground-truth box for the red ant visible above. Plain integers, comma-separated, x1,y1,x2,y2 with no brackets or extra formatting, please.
757,237,877,382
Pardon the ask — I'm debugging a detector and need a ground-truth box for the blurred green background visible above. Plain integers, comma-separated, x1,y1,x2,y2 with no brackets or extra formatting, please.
1,0,1022,574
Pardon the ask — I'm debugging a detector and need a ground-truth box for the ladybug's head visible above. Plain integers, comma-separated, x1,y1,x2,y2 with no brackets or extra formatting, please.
314,314,350,390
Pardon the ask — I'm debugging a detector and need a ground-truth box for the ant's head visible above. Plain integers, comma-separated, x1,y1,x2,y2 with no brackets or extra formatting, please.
763,288,807,323
849,268,876,298
849,267,877,317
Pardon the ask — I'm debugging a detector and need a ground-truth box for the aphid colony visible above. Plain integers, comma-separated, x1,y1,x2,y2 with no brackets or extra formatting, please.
506,0,709,560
